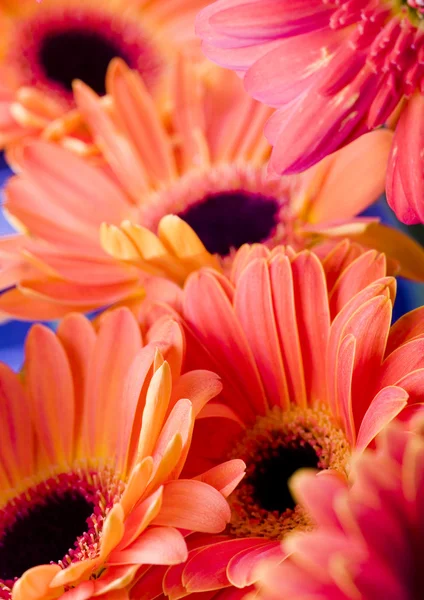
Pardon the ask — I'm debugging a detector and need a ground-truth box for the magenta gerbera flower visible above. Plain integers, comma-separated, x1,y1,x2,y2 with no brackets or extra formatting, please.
256,413,424,600
197,0,424,224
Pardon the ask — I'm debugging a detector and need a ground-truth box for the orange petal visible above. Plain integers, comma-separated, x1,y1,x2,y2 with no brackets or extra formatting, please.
13,564,62,600
305,129,392,223
347,222,424,282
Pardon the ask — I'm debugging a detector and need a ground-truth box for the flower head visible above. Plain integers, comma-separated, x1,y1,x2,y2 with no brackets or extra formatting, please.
256,413,424,600
1,58,422,321
137,240,424,597
0,307,244,599
0,0,209,149
197,0,424,224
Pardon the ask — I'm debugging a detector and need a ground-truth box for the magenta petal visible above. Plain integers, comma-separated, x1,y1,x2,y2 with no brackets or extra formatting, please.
387,93,424,224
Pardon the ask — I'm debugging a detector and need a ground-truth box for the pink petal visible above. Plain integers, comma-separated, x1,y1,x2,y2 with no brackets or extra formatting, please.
290,251,330,404
183,269,266,422
355,386,408,452
183,538,269,592
269,254,307,407
387,93,424,224
227,540,284,587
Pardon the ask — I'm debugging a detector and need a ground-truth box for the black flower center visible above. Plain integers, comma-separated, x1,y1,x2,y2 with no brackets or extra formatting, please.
0,490,94,580
178,190,281,256
38,29,131,95
249,442,320,513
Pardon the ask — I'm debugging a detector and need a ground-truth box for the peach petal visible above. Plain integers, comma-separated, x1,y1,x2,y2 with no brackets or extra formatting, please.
153,479,231,533
146,434,184,494
83,308,142,459
347,222,424,282
137,361,172,459
0,363,34,485
100,503,126,559
25,324,75,465
169,370,223,417
307,130,392,223
74,80,150,202
109,526,187,566
50,559,98,589
120,457,154,516
118,488,163,550
194,459,246,497
234,257,289,409
57,314,96,445
59,581,95,600
107,59,177,185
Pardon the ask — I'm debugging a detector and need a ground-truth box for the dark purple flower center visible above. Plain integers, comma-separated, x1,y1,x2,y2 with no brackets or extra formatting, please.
249,442,319,512
178,190,281,257
0,489,94,581
38,29,132,96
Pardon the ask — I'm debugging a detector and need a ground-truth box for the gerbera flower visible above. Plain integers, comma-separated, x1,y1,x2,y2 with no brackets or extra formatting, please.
197,0,424,224
0,307,244,599
138,240,424,597
256,413,424,599
0,0,210,150
1,59,423,321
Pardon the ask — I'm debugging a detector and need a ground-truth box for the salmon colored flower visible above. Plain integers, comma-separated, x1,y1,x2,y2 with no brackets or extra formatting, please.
256,413,424,600
1,59,423,321
0,307,244,600
0,0,210,151
197,0,424,224
135,241,424,598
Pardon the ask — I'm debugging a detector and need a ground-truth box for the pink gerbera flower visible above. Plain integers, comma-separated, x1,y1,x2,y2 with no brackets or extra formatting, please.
129,240,424,598
0,307,244,599
0,59,423,321
256,413,424,599
0,0,210,151
197,0,424,224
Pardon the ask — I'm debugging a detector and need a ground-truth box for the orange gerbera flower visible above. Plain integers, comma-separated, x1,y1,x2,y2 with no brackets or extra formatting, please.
0,307,244,599
131,240,424,598
0,0,209,150
0,59,423,321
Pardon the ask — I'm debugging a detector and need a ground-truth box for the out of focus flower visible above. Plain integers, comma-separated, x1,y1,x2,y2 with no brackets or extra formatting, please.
197,0,424,224
0,0,210,150
256,413,424,600
0,59,423,320
131,240,424,598
0,307,243,599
